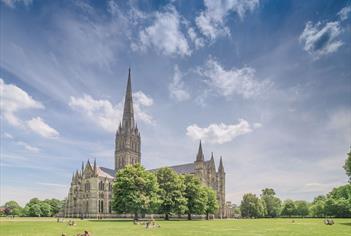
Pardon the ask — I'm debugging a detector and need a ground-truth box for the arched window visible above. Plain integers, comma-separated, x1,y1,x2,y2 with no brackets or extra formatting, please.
109,201,112,213
99,181,105,191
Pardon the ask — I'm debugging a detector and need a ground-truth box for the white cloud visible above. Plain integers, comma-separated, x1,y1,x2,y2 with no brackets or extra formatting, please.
27,117,59,138
132,6,191,57
253,122,262,128
169,65,190,102
16,141,40,153
0,78,44,127
198,58,270,98
187,27,205,49
299,21,343,59
69,91,154,132
3,132,14,139
186,119,260,144
338,5,351,21
196,0,259,40
1,0,32,8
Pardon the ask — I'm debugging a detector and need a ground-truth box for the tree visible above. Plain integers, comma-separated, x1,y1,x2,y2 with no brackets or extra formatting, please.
240,193,265,218
204,187,218,220
4,201,22,216
156,168,187,220
28,204,42,217
112,164,159,220
39,203,52,217
43,199,63,216
310,196,326,217
295,200,309,217
281,200,296,217
183,174,207,220
344,151,351,182
260,188,281,217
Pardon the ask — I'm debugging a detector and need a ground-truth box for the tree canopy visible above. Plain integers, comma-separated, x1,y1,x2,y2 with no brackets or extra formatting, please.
112,164,159,219
240,193,265,218
260,188,281,217
183,174,207,220
156,167,187,220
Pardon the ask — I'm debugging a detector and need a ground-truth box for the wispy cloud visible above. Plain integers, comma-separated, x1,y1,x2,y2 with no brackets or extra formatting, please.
299,21,343,59
0,78,44,127
1,0,32,8
16,141,40,153
169,65,190,102
198,58,270,99
196,0,259,40
338,5,351,21
132,5,191,57
27,117,59,138
186,119,260,144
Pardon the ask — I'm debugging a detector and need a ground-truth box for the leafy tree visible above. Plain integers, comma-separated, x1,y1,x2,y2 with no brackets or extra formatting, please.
43,199,63,216
4,201,22,216
327,184,351,200
156,168,187,220
310,198,325,217
295,200,309,217
28,204,42,217
112,164,159,220
240,193,265,218
344,151,351,182
39,203,52,217
281,200,296,217
260,188,281,217
183,174,207,220
204,187,218,220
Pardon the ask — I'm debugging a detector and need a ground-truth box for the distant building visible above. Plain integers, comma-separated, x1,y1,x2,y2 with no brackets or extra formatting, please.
63,69,227,218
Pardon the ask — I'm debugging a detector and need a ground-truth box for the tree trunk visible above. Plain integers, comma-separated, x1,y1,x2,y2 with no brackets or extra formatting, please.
187,213,192,220
134,212,138,220
165,213,169,220
206,212,209,220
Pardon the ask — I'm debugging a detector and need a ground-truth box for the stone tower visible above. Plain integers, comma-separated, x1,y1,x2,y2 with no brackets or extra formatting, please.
217,156,225,218
194,140,205,182
115,68,141,170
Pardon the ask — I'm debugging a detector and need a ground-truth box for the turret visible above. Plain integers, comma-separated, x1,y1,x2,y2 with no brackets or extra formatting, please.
218,156,224,173
196,140,204,162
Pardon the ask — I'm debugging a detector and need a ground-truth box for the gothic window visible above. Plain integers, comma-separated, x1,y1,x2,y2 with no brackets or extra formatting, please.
99,181,105,191
109,201,112,213
108,183,112,191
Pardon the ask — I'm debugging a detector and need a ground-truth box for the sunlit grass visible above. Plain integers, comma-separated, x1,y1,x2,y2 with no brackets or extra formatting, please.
0,217,350,236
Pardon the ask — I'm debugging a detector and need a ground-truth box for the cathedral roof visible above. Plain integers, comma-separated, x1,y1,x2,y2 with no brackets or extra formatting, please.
149,162,195,174
97,166,115,179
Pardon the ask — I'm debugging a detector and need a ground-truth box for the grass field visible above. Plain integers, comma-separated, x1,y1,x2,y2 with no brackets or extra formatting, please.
0,217,350,236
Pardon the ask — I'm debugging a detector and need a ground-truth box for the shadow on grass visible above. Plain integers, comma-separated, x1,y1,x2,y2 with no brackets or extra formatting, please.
340,223,351,226
87,219,133,223
87,219,208,223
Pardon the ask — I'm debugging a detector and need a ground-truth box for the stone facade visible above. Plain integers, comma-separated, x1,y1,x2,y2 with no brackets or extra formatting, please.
63,69,227,218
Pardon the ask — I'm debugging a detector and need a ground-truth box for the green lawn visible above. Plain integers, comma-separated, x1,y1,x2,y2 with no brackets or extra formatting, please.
0,217,350,236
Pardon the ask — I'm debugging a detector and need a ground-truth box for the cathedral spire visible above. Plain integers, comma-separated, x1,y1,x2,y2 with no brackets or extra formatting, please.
218,156,224,173
122,67,135,130
196,140,204,162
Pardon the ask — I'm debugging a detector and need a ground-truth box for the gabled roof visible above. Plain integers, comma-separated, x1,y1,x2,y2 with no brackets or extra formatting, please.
149,162,195,174
97,167,115,179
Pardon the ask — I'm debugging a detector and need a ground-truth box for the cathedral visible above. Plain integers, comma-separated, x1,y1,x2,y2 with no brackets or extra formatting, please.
63,69,226,218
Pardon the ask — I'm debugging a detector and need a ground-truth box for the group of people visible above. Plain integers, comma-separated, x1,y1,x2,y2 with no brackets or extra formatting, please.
133,217,160,229
61,231,90,236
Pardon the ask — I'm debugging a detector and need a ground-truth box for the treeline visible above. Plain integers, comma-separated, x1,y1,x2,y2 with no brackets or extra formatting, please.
239,184,351,218
112,165,219,220
1,198,63,217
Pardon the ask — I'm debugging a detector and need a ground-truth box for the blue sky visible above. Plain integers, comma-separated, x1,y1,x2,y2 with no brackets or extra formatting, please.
1,0,350,206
